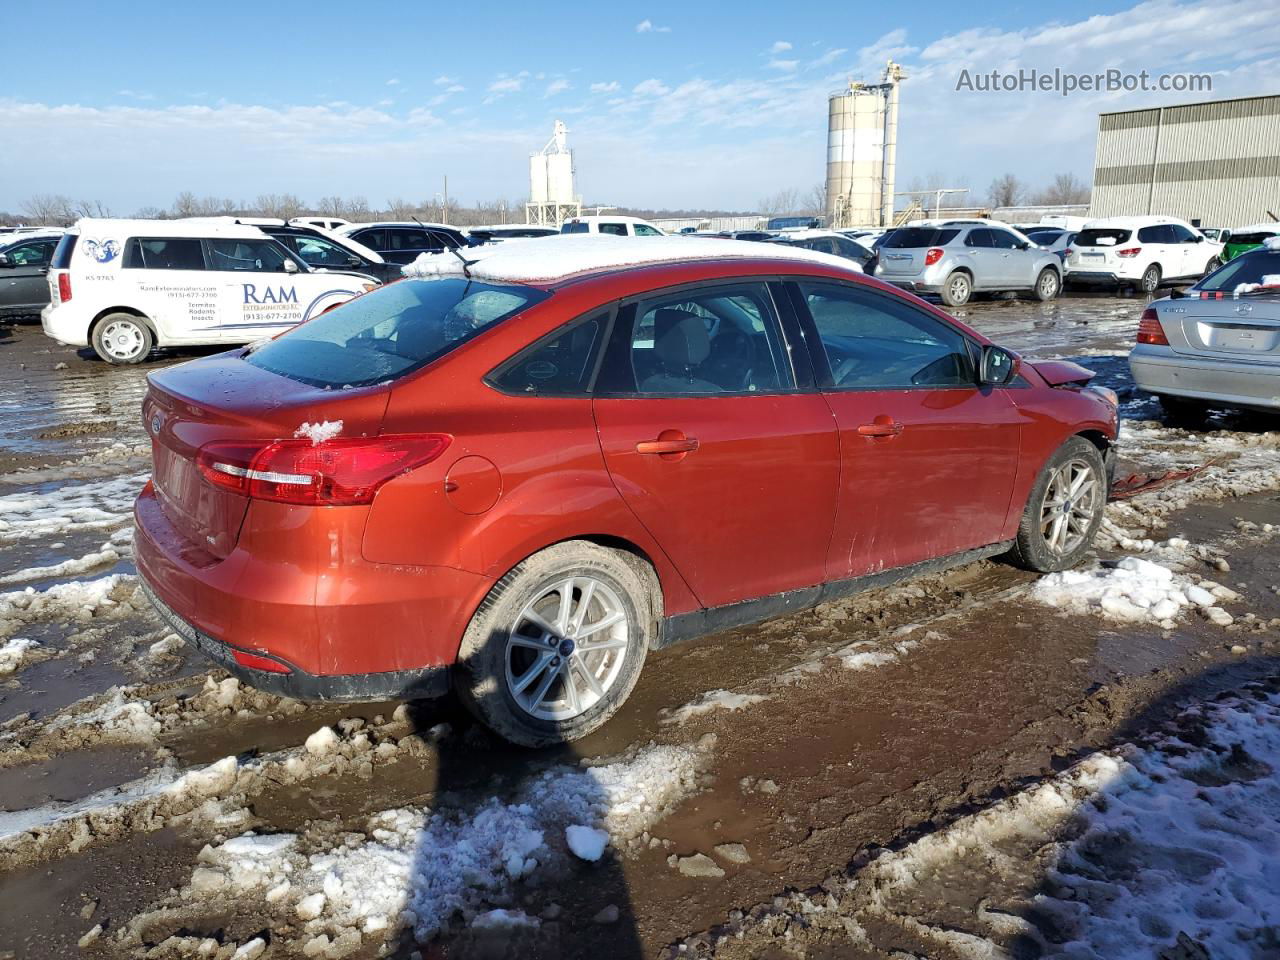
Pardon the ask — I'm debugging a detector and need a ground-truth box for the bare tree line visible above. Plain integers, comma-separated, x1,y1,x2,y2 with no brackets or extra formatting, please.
986,172,1091,208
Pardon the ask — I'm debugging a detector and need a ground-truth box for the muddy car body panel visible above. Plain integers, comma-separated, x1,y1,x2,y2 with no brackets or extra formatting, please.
133,236,1118,712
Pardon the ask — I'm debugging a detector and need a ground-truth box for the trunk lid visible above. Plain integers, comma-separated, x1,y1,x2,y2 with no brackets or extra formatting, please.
1163,298,1280,362
143,351,390,559
878,249,922,276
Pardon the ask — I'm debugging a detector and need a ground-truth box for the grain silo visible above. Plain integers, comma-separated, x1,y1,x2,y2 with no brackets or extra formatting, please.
826,61,905,229
526,121,582,227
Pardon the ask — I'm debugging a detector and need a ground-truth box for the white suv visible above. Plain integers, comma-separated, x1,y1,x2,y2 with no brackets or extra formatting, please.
42,219,377,364
560,215,665,237
1064,216,1223,294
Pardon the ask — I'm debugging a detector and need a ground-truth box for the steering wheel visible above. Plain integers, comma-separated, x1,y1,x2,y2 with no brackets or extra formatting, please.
707,328,754,389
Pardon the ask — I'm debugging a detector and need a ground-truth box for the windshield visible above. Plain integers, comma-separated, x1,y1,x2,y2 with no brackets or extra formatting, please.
1229,232,1279,246
245,277,548,388
1195,250,1280,293
881,228,960,248
1025,230,1062,244
1076,228,1131,247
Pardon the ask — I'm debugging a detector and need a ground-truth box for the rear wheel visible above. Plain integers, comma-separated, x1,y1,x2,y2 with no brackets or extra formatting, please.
1034,268,1061,302
1138,264,1161,294
91,313,153,364
1202,257,1221,276
1007,437,1106,573
454,541,652,747
940,271,972,307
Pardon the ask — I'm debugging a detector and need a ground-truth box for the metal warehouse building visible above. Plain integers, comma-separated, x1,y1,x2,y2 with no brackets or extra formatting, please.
1090,94,1280,228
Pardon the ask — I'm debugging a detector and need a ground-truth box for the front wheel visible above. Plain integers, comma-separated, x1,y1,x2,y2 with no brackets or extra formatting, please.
92,313,154,364
940,271,972,307
1006,437,1107,573
1034,268,1061,302
1202,257,1221,276
1138,264,1161,294
454,541,652,747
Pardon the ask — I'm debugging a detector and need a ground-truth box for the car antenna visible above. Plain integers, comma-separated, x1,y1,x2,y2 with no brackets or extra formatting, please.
413,216,476,278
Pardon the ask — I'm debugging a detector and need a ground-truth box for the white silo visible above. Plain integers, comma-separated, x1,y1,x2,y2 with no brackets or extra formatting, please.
526,120,581,227
825,61,906,229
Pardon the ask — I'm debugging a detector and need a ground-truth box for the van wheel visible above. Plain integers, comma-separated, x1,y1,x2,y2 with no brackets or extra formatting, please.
1006,437,1106,573
1035,268,1061,302
92,314,154,364
454,541,652,747
941,271,972,307
1138,264,1161,294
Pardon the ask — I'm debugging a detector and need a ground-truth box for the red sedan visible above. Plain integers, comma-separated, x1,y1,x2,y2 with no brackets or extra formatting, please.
135,236,1118,746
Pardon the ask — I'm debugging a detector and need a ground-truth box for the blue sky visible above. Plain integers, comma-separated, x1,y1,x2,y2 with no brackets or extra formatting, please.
2,0,1278,214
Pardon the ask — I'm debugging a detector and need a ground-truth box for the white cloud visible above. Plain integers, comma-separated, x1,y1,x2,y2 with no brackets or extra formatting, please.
446,84,465,93
636,19,671,33
770,41,792,53
378,98,393,106
768,59,799,71
386,78,400,86
487,76,523,94
590,81,620,94
434,75,456,86
808,47,848,69
116,89,155,101
632,78,670,97
544,78,571,97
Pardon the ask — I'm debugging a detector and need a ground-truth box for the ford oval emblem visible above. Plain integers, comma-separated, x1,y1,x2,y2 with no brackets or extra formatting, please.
150,413,162,436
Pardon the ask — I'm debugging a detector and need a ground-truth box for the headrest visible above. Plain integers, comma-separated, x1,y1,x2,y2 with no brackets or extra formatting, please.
653,308,710,368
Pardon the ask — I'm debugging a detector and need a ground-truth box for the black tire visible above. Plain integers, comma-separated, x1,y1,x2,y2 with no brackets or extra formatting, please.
1034,268,1061,302
1006,437,1107,573
453,541,654,747
1138,264,1161,294
91,312,154,364
940,271,972,307
1202,257,1221,276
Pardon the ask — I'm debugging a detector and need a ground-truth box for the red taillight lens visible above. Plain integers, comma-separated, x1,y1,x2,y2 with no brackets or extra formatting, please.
231,650,291,674
197,434,452,506
57,273,72,302
924,248,944,266
1063,248,1073,258
1116,246,1142,258
1137,308,1169,345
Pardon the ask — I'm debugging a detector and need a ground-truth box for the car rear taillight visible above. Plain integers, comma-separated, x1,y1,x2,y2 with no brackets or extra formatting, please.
57,273,72,302
1116,247,1142,258
1136,308,1169,345
1063,248,1073,258
231,649,291,674
924,248,944,266
197,434,452,506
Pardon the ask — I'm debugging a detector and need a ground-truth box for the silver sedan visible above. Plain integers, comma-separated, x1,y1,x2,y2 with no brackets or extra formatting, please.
1129,245,1280,416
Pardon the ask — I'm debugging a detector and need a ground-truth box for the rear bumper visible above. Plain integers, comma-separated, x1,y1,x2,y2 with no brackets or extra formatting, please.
1065,270,1126,286
1129,347,1280,410
134,484,494,700
879,278,944,294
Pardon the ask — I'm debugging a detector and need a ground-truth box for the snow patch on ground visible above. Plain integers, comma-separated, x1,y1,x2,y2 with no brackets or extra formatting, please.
0,543,120,585
660,689,768,725
0,637,37,675
0,574,138,641
157,738,712,947
294,420,343,445
1033,555,1238,627
0,472,146,543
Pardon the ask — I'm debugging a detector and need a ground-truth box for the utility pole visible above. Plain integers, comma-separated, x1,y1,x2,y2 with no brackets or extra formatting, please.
443,175,449,224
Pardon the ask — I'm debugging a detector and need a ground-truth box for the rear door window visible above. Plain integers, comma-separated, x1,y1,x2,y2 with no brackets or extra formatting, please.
349,228,387,251
965,229,994,248
123,237,206,270
596,282,794,396
245,277,547,388
598,223,628,237
3,239,55,265
798,282,974,389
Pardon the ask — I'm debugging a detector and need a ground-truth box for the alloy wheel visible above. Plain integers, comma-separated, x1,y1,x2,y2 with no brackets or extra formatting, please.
505,576,630,721
1039,458,1101,555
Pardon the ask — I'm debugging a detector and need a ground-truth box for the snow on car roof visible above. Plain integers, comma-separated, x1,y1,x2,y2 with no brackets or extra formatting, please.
1082,215,1192,228
1231,223,1280,235
69,218,273,239
401,234,861,284
337,221,456,233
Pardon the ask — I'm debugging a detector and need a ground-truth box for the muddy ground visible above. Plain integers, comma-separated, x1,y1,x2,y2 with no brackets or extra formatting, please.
0,292,1276,960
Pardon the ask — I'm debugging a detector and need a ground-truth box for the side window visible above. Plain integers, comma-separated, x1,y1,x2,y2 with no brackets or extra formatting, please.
1136,226,1158,243
351,228,386,251
633,224,661,237
1139,225,1177,244
988,230,1022,250
206,239,292,273
966,229,993,248
799,282,975,390
1171,225,1198,243
598,223,628,237
597,283,794,396
293,235,354,267
4,241,51,265
124,237,206,270
386,228,433,252
489,314,606,396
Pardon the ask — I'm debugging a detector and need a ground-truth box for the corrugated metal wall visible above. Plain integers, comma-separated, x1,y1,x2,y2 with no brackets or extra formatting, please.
1091,95,1280,227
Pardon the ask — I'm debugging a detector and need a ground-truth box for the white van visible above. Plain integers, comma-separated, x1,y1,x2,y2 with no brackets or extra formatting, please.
1064,216,1224,293
42,219,378,364
559,215,665,237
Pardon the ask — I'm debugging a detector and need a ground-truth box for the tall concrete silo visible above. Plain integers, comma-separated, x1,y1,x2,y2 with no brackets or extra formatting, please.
526,120,581,227
825,61,906,229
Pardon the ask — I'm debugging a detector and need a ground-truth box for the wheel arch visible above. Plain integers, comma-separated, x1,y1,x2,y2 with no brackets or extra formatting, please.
90,305,155,339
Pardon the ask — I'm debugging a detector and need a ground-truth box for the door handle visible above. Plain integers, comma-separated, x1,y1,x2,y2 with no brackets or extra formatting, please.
856,417,903,438
637,438,699,455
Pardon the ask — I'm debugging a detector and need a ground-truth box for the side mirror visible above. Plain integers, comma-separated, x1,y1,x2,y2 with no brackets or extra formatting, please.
346,255,362,267
1018,240,1031,250
1194,234,1204,243
979,345,1020,386
0,254,9,267
282,259,299,274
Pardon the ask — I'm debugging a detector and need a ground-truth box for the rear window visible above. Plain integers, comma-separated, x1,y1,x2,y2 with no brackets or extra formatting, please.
1230,232,1279,246
1196,249,1280,292
51,234,79,269
1076,228,1131,247
560,222,589,234
244,277,548,389
881,228,960,248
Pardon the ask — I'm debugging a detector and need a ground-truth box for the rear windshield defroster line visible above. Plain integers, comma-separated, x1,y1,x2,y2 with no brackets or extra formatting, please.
245,277,549,389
